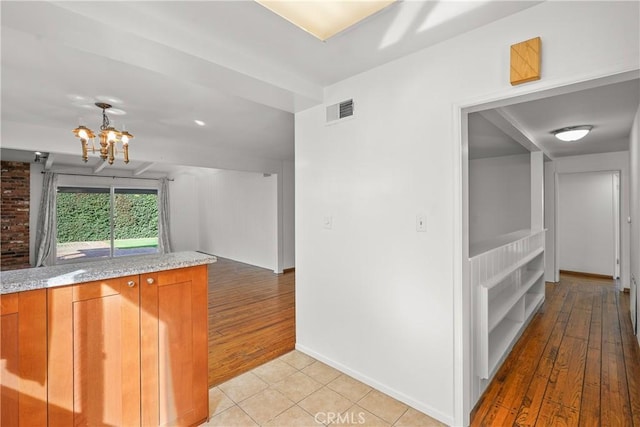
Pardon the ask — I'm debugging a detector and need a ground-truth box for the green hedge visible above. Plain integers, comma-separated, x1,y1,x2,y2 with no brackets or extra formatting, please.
57,193,158,243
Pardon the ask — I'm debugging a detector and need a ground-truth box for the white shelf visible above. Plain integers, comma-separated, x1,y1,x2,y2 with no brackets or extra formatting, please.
481,247,544,290
488,318,521,376
525,292,545,318
472,229,546,380
469,229,532,258
487,268,544,332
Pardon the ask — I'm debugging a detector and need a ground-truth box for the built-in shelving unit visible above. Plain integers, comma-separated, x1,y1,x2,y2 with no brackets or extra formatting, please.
470,229,545,379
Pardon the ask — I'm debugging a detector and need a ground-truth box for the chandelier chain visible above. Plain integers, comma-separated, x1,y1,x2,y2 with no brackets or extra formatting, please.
100,107,110,131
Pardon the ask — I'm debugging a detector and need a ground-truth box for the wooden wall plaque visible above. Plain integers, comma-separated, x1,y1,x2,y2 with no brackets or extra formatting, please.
510,37,541,85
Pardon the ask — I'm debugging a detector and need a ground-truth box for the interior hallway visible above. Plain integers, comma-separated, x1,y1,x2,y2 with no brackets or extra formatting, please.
472,274,640,426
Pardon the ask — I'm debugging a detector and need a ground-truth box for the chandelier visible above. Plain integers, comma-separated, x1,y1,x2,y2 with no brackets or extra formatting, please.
72,102,133,164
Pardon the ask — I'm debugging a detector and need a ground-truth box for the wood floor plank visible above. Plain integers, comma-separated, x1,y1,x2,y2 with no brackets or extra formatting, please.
543,335,587,411
579,288,603,427
579,384,600,427
515,374,547,427
535,312,569,378
515,314,569,426
207,257,295,387
480,404,518,427
565,308,591,341
617,292,640,426
472,274,640,427
537,400,580,427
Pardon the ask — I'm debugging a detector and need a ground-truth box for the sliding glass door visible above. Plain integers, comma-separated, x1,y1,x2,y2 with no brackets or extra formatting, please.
56,186,158,263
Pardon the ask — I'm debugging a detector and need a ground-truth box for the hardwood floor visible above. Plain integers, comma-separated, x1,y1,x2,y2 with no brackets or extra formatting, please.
205,260,640,425
207,257,295,387
472,274,640,426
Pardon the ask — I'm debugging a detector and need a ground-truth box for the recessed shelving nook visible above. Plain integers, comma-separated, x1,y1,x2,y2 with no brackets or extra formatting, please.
466,112,547,407
470,229,545,379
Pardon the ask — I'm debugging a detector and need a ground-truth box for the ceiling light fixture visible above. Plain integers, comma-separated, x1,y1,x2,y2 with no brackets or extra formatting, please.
194,119,206,126
551,125,593,142
256,0,396,41
73,103,133,164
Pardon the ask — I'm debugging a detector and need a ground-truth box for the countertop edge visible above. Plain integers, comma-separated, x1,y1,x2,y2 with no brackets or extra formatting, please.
0,252,216,295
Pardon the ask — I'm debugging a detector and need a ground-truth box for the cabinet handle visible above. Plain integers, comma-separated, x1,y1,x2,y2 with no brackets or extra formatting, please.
127,280,136,288
146,278,155,285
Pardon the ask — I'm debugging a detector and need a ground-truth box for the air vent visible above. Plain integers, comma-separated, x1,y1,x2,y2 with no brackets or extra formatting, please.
326,99,354,123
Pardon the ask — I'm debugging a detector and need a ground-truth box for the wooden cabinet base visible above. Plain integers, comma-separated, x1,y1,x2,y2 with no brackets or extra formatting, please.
141,266,209,427
0,289,48,426
46,265,209,427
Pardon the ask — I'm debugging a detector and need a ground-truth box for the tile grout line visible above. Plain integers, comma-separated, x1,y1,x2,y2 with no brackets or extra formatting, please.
208,350,438,426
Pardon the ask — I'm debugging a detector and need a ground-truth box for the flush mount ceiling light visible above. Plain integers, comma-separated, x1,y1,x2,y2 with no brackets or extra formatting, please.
256,0,396,41
73,103,134,165
551,125,593,142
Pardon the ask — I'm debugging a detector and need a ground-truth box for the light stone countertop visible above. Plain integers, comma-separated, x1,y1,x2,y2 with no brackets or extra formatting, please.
0,251,216,295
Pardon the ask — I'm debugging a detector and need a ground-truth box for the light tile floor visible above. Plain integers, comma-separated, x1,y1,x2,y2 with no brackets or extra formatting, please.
202,350,446,427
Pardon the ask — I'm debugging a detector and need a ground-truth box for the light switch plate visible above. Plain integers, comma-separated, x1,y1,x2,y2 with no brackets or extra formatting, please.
416,214,427,232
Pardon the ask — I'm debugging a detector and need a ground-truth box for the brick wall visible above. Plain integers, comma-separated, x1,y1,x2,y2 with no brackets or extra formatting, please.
1,161,31,270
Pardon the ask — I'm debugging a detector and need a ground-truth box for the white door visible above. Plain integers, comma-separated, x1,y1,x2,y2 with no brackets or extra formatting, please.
613,172,621,279
631,276,637,333
558,171,617,278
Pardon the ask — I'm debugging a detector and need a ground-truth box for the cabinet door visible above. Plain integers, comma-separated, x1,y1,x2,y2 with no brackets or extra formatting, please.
140,265,209,427
0,289,48,426
48,276,140,426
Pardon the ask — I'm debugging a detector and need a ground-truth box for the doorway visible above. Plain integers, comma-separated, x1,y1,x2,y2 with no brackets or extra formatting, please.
556,171,621,281
457,71,638,423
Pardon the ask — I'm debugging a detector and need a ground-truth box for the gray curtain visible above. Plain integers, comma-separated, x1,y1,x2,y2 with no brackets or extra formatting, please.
35,172,58,266
158,178,172,253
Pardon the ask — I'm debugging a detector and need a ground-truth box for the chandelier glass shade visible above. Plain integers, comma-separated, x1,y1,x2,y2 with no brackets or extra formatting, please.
73,102,133,164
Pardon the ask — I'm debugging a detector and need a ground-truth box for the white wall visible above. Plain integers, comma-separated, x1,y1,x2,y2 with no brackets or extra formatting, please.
168,163,295,272
283,160,295,269
545,151,631,288
295,2,639,425
544,161,556,281
169,172,199,252
469,154,530,245
558,172,616,276
198,170,278,271
630,106,640,340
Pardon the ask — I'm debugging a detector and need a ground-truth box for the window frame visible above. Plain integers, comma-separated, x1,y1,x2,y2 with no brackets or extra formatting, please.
54,183,159,265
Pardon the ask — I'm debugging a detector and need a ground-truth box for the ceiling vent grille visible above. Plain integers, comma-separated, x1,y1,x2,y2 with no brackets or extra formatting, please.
326,99,354,123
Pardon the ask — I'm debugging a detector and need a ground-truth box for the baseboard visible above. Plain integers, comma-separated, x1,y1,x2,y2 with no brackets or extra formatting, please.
295,343,454,427
559,270,613,280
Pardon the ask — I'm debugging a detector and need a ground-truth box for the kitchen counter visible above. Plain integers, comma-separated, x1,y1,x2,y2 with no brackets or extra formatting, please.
0,251,216,295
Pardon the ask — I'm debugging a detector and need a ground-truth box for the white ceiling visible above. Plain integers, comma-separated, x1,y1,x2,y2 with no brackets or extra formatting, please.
468,113,529,160
499,79,640,158
1,1,637,175
0,0,540,174
468,78,640,160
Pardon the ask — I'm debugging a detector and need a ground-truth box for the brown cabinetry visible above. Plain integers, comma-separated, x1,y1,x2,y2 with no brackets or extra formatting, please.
140,267,209,426
0,289,48,427
47,265,209,427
